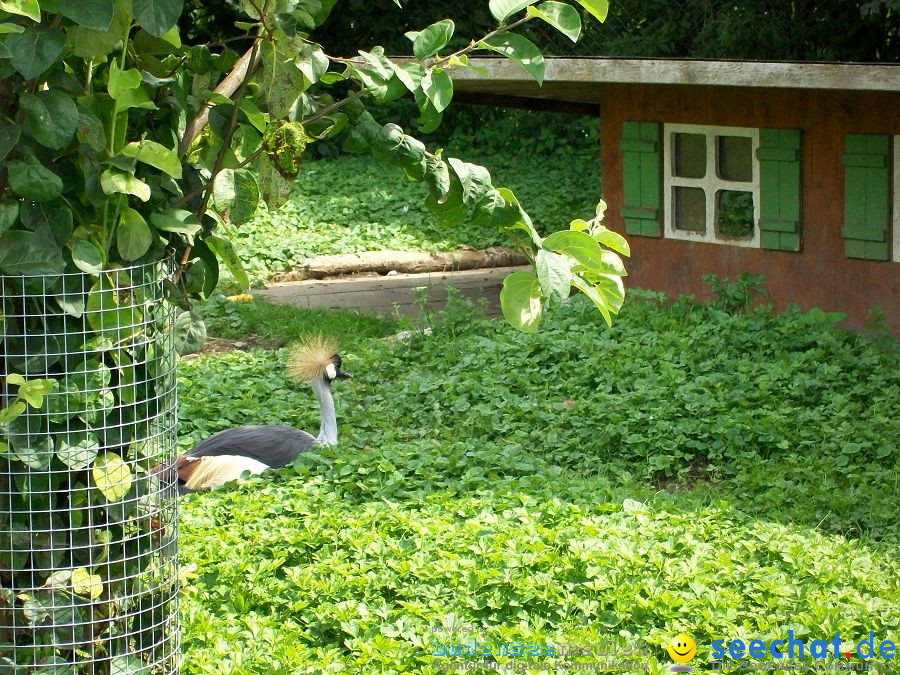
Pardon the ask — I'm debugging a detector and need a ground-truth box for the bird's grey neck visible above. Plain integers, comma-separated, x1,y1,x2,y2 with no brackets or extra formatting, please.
311,377,338,445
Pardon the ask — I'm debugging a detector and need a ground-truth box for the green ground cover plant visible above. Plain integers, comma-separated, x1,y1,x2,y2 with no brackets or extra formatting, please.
178,292,899,673
232,111,601,283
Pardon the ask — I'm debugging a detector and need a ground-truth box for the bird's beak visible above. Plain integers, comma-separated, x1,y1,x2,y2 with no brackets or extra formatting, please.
336,369,352,379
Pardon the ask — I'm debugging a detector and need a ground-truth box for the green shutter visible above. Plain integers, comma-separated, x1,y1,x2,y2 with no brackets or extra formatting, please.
757,129,802,251
842,134,890,261
620,121,661,237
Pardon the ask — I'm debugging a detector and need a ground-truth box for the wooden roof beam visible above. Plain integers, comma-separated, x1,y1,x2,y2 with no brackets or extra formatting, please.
447,58,900,94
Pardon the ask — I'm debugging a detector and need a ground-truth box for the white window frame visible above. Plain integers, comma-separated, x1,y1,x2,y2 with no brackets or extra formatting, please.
893,135,899,262
663,123,761,248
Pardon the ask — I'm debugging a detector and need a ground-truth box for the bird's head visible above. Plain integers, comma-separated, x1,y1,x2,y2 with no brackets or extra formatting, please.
287,335,352,385
323,353,352,382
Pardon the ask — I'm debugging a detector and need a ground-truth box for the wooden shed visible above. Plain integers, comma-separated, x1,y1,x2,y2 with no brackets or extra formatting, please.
453,58,900,331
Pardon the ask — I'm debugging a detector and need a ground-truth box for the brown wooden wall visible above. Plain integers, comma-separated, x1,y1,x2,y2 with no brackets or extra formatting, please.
599,84,899,332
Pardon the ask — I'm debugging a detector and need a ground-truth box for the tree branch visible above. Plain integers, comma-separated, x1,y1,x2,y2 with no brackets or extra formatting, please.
432,16,533,70
177,39,261,279
177,45,263,158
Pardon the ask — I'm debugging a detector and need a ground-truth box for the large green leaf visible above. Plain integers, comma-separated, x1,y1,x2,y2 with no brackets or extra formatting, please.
591,226,631,257
479,33,545,86
20,90,79,150
57,434,100,470
424,155,451,201
414,92,443,134
6,27,65,80
107,62,142,98
10,435,53,470
6,157,63,202
0,0,40,22
71,567,103,599
100,169,151,202
489,0,538,22
542,229,607,272
132,0,182,37
92,453,132,501
372,124,426,169
598,249,627,276
391,61,425,93
173,310,207,355
571,274,612,326
448,158,492,206
116,208,153,260
424,177,467,227
405,19,454,60
71,239,104,273
207,235,250,290
120,139,182,178
575,0,609,22
86,275,143,341
471,188,520,229
497,187,542,246
535,248,572,305
296,42,329,85
500,270,543,333
211,168,260,225
421,68,453,113
0,123,20,162
60,0,115,30
257,154,294,210
0,200,18,231
76,108,107,152
68,0,130,57
527,1,582,42
260,41,305,118
187,240,219,299
352,50,406,104
114,86,156,112
594,273,626,313
150,209,202,237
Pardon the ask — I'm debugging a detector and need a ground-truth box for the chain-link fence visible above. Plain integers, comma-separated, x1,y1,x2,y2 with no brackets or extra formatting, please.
1,259,179,672
311,0,898,63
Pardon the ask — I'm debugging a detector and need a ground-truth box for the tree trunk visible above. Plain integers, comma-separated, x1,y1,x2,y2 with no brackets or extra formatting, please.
269,247,528,282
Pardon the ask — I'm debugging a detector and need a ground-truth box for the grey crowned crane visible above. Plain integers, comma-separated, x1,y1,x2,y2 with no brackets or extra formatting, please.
174,336,351,492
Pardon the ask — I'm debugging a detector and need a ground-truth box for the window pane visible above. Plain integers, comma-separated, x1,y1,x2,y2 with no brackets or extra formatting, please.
716,190,755,238
718,136,753,182
673,186,706,233
673,133,706,178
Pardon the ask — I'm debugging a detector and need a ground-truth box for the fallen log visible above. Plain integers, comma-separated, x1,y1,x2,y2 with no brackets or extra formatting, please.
269,247,528,282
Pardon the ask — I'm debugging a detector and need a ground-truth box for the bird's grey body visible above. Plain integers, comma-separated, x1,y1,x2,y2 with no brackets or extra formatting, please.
187,425,317,468
172,345,351,492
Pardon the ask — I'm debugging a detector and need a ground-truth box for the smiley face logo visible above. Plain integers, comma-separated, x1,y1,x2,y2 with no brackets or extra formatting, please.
667,634,696,663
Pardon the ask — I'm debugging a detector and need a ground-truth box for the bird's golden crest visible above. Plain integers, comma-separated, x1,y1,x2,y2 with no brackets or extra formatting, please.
287,335,339,381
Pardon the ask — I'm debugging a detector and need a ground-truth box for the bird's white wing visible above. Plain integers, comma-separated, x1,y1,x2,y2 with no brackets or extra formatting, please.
179,455,269,491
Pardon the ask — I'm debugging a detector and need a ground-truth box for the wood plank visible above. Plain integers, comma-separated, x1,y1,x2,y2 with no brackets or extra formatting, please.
257,266,527,316
413,57,900,97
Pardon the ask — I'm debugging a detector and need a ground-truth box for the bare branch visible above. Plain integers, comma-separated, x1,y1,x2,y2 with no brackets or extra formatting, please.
177,46,263,158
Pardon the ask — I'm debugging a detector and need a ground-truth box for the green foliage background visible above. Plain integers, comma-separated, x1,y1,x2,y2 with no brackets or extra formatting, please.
235,108,600,282
181,0,900,62
177,291,899,672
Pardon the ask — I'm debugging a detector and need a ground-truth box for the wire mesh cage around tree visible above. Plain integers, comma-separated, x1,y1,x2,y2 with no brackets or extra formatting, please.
1,259,179,673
